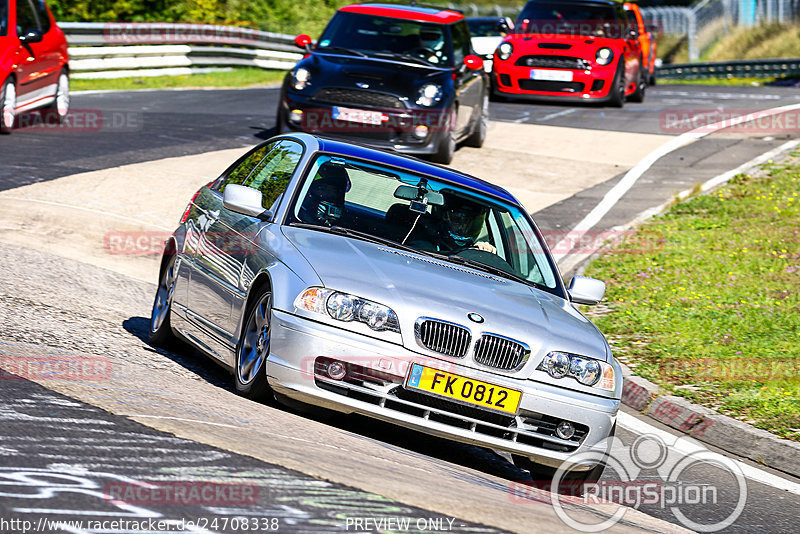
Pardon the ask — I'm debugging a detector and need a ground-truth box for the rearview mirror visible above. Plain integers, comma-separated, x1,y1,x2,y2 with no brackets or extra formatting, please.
464,55,484,71
19,29,43,44
567,276,606,306
223,184,273,221
394,185,444,206
294,34,312,50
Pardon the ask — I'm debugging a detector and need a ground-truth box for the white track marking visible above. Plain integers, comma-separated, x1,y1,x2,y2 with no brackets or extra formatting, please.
539,108,577,122
617,412,800,496
0,196,173,230
554,102,800,264
558,137,800,274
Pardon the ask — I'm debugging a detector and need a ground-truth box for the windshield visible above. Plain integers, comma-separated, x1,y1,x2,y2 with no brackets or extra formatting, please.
516,2,622,37
467,19,505,38
0,0,7,36
287,154,560,293
317,11,452,66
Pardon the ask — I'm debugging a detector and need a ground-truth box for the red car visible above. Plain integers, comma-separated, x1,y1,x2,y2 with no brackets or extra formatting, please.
624,2,657,86
492,0,646,107
1,0,69,133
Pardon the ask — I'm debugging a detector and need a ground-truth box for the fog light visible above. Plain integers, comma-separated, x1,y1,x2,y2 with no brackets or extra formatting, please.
413,125,428,138
326,361,347,380
556,421,576,440
289,109,303,122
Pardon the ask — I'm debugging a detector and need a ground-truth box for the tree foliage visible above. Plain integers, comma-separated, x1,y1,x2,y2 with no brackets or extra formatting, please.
48,0,350,35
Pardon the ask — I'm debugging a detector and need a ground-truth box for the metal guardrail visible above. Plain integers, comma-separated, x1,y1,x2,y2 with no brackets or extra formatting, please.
658,58,800,79
60,22,302,79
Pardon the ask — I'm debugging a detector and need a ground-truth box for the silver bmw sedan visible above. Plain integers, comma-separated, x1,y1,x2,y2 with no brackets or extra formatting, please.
150,133,621,486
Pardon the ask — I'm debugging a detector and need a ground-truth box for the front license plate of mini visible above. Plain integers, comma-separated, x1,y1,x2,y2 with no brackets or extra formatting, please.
405,363,521,415
332,106,383,125
530,69,573,82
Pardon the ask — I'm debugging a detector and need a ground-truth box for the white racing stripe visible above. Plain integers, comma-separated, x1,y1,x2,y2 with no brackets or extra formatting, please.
553,102,800,265
617,412,800,496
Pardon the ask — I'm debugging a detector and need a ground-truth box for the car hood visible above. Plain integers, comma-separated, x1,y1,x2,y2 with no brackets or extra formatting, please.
299,53,449,102
283,227,609,370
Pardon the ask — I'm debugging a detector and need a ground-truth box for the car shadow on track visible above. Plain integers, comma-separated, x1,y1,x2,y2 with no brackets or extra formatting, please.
122,316,233,391
124,315,534,485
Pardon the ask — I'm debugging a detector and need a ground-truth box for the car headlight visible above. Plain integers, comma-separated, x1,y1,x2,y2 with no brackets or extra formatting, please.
294,288,400,332
537,351,615,391
596,48,613,66
292,67,311,90
496,42,513,61
416,83,443,107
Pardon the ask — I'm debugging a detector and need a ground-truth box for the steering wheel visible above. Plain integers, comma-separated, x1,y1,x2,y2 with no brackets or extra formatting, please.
409,47,438,61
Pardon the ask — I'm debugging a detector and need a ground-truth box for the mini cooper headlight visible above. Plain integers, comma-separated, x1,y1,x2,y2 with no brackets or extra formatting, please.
596,48,613,66
292,67,311,90
295,288,400,332
497,42,513,61
538,351,615,391
416,83,443,107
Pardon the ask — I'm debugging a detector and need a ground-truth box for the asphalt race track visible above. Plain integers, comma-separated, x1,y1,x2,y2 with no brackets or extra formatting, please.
1,84,800,533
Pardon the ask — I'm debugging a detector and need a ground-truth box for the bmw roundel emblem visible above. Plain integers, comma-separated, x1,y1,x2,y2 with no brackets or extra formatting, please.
468,313,484,324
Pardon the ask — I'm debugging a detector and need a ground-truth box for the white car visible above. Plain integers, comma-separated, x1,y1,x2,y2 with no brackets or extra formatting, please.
467,16,515,72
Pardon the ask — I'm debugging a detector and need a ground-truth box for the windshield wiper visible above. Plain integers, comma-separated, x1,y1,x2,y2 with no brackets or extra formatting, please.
372,52,433,66
446,254,534,286
316,46,367,57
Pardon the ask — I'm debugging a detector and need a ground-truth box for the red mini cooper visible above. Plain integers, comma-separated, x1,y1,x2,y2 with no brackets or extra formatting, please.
1,0,69,133
492,0,645,107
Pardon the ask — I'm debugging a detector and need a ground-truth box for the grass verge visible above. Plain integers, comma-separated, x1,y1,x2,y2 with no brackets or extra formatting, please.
583,153,800,441
72,68,287,92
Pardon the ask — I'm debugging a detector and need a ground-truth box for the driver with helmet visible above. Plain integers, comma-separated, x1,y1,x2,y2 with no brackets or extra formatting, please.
299,162,350,226
412,194,497,254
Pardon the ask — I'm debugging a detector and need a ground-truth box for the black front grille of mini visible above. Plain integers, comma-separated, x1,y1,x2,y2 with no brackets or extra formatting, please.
518,80,585,93
312,88,405,109
416,319,471,358
515,55,590,70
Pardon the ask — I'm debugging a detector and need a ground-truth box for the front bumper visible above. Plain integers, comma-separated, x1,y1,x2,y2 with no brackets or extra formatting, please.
279,92,449,155
267,309,619,470
492,65,616,102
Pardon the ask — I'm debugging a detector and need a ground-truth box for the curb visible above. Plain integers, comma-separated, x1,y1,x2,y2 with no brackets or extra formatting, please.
577,139,800,479
620,365,800,478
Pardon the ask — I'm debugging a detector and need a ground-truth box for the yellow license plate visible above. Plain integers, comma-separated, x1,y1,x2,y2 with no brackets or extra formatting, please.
405,363,521,415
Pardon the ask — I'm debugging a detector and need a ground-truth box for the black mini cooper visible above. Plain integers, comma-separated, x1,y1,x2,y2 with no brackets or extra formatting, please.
276,3,489,164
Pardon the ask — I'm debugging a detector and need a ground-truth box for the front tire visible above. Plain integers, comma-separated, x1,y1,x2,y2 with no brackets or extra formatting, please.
41,70,70,124
607,61,625,108
150,253,178,347
1,77,16,133
628,62,647,103
463,93,488,148
430,129,455,165
235,286,274,401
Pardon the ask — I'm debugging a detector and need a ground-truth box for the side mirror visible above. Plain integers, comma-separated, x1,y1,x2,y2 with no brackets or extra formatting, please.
294,34,312,50
223,184,273,221
464,54,484,71
19,28,43,44
567,276,606,306
627,26,639,39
